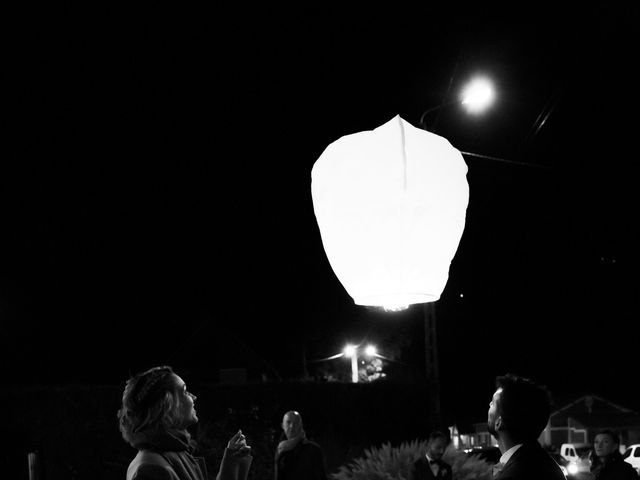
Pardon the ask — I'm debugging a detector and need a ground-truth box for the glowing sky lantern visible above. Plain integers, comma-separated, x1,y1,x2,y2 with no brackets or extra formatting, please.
311,115,469,310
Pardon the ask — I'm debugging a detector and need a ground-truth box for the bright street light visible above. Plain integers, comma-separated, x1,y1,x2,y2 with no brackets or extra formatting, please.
460,76,495,114
343,344,356,358
310,344,387,383
341,344,379,382
419,74,495,129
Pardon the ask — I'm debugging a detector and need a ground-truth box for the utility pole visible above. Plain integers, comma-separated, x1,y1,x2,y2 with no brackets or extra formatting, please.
424,302,441,422
28,452,41,480
350,351,358,383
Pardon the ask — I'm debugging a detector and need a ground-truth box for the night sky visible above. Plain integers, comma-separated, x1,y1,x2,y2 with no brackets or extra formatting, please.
3,3,638,423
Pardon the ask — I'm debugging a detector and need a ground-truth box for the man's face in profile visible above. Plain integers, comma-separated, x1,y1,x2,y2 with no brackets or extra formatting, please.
487,387,502,438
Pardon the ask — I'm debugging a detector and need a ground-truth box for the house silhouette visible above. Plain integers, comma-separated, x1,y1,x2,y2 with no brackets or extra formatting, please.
542,394,640,449
451,394,640,452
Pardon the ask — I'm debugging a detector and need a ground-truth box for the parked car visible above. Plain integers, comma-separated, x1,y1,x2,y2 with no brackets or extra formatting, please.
560,443,591,463
548,452,574,478
623,444,640,474
559,443,591,474
464,446,501,465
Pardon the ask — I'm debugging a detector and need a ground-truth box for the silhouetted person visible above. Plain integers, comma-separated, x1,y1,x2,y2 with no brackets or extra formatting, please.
118,365,252,480
487,373,565,480
412,430,452,480
590,429,639,480
275,410,327,480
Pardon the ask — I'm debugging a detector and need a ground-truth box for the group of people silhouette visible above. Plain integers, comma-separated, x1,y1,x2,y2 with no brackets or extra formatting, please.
117,365,326,480
117,366,638,480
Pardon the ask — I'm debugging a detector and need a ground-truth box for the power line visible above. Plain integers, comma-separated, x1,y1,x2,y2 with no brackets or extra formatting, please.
460,150,552,169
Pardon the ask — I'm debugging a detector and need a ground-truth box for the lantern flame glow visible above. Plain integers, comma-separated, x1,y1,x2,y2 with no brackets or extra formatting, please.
383,304,409,312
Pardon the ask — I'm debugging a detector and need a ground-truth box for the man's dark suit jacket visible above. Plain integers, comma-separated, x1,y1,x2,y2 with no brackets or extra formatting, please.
495,442,566,480
275,439,327,480
412,457,452,480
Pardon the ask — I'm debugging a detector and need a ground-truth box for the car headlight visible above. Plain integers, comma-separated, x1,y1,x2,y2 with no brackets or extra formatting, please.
567,463,579,475
559,465,568,477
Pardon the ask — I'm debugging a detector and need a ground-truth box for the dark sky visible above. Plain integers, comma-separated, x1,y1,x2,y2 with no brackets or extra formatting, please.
3,3,638,423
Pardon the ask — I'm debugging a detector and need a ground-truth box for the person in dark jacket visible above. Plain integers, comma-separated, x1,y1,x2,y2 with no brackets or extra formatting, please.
590,429,639,480
274,410,327,480
412,430,452,480
486,373,565,480
118,365,252,480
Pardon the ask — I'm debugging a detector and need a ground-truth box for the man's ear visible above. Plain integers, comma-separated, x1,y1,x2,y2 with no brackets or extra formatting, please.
495,416,504,431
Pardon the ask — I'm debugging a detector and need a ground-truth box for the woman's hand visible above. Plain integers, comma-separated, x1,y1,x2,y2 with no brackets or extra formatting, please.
227,429,252,457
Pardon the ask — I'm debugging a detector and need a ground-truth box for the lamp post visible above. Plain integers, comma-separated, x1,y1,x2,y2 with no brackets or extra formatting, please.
343,344,380,383
310,344,380,382
420,75,495,129
423,302,440,419
418,74,495,423
343,344,359,383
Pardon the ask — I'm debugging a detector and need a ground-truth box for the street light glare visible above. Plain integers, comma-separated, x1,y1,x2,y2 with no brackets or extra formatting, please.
343,344,356,358
461,76,495,114
364,345,377,357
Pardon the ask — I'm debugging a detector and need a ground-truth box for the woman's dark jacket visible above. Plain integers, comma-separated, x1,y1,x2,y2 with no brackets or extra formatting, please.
591,452,639,480
126,428,251,480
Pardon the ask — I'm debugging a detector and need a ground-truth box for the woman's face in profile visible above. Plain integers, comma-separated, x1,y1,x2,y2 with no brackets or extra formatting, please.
172,374,198,427
594,433,618,458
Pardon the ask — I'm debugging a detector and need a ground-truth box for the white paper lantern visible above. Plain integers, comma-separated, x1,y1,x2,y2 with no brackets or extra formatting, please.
311,115,469,309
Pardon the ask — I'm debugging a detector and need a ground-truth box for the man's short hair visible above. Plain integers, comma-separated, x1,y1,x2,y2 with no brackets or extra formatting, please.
428,430,450,444
495,373,551,442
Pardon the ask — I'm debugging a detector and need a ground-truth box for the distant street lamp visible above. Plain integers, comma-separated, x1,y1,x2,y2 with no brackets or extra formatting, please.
343,344,357,357
343,344,379,383
309,344,382,383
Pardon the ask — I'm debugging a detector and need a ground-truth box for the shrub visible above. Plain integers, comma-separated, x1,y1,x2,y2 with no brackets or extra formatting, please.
445,449,493,480
331,439,492,480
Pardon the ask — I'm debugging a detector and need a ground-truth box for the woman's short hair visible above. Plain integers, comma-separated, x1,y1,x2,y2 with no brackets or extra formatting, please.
595,429,620,445
117,365,185,445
